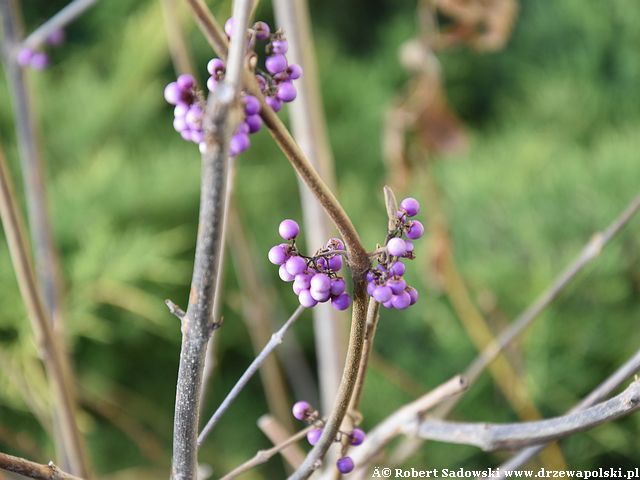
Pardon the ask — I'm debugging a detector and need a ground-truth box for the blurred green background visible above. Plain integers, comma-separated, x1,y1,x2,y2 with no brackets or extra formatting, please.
1,0,639,477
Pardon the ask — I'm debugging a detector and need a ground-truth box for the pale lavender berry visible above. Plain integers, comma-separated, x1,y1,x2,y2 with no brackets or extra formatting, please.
177,73,195,91
382,299,393,309
266,96,282,112
224,17,234,37
287,64,303,80
292,401,312,421
236,122,250,135
286,256,307,276
407,287,419,306
46,29,65,46
253,21,271,40
403,240,414,256
387,238,407,257
331,293,351,311
388,278,407,295
268,244,288,265
330,278,346,297
310,273,330,292
392,291,411,310
230,133,250,156
367,281,376,296
191,130,205,143
244,95,261,115
206,77,217,92
316,257,328,271
279,219,300,240
245,114,262,134
350,428,365,446
271,39,289,54
390,261,406,276
174,104,189,117
277,82,297,102
180,129,193,141
373,285,392,303
207,58,225,75
307,428,322,446
16,47,33,66
407,220,424,240
31,51,49,70
279,265,295,282
327,255,342,272
266,53,287,74
298,289,318,308
310,287,331,303
164,82,182,104
336,457,354,474
400,197,420,217
293,274,312,295
173,117,187,132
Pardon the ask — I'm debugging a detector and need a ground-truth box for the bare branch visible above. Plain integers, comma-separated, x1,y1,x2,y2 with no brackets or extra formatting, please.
198,306,306,445
415,380,640,451
258,415,306,470
0,452,83,480
160,0,196,76
170,1,255,478
165,299,186,320
348,300,381,414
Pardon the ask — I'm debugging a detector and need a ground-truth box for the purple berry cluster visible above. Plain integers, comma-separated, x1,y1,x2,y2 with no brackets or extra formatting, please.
367,197,424,310
16,29,65,70
292,401,365,475
163,18,302,156
268,219,351,311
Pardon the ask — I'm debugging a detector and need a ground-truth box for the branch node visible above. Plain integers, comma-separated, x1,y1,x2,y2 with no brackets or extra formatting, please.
165,299,186,320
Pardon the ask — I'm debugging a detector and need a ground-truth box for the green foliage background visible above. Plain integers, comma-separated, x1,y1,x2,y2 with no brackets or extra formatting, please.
0,0,639,477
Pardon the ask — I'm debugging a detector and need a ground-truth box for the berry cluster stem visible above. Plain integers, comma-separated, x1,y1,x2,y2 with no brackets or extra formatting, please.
170,1,255,479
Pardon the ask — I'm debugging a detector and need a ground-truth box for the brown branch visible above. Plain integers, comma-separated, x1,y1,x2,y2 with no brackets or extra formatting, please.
415,380,640,451
0,146,90,477
170,1,254,478
258,415,306,470
160,0,196,76
0,452,82,480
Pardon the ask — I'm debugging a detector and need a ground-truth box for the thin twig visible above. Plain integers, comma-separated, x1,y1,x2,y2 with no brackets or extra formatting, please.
0,143,90,477
348,300,381,414
0,452,83,480
494,348,640,475
160,0,196,76
220,425,315,480
258,415,306,470
414,380,640,451
273,0,347,416
198,306,306,445
20,0,97,51
170,1,254,478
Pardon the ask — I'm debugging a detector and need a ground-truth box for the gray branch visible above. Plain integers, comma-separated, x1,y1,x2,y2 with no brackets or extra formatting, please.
416,380,640,451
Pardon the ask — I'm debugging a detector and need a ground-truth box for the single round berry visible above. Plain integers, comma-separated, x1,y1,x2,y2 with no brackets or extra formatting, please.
336,456,354,474
266,53,288,74
330,278,346,297
164,82,182,105
310,287,331,303
279,219,300,240
207,58,225,75
271,39,289,54
277,82,297,102
253,21,271,40
30,51,48,70
407,220,424,240
388,277,407,295
46,28,65,46
407,287,419,306
224,17,234,37
244,95,261,116
350,428,365,446
245,114,262,134
387,238,407,257
268,244,288,265
292,401,312,421
327,237,345,251
279,265,295,282
287,64,303,80
206,77,217,92
266,96,283,112
331,293,351,311
298,289,318,308
229,132,250,156
306,428,323,446
404,240,414,255
400,197,420,217
373,285,392,303
367,281,376,296
327,255,342,272
191,130,205,144
177,73,195,91
310,273,331,292
293,274,312,295
285,256,307,276
173,117,187,133
174,104,189,117
390,261,406,276
16,47,34,66
391,291,411,310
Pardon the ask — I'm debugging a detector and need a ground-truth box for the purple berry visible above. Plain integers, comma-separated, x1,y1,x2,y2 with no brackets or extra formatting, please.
387,238,407,257
336,456,354,474
331,293,351,311
391,291,411,310
207,58,225,75
350,428,365,446
206,77,217,92
268,244,288,265
224,17,234,37
404,240,414,255
330,278,346,297
164,82,182,105
253,21,271,40
373,285,392,303
279,265,295,282
244,95,261,115
16,47,33,66
327,238,345,250
177,73,195,91
30,51,48,70
277,82,297,102
285,256,307,276
279,219,300,240
366,271,375,283
266,96,282,112
390,261,406,276
310,287,331,303
298,289,318,308
367,281,376,296
271,39,289,54
230,133,250,156
245,114,262,134
180,129,193,141
292,401,312,421
388,278,407,295
307,428,322,446
293,274,312,295
400,197,420,217
382,299,393,309
173,117,187,132
327,255,342,272
287,64,303,80
407,287,419,306
310,273,330,292
266,53,288,74
191,130,205,143
316,257,328,271
174,104,189,117
185,105,203,128
407,220,424,240
46,29,65,46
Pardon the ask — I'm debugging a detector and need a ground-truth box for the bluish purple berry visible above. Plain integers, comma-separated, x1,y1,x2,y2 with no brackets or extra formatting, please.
279,219,300,240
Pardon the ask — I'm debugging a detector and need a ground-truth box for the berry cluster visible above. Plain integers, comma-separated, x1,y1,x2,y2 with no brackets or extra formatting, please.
268,220,351,311
292,401,365,475
17,29,65,70
163,18,302,156
367,197,424,310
